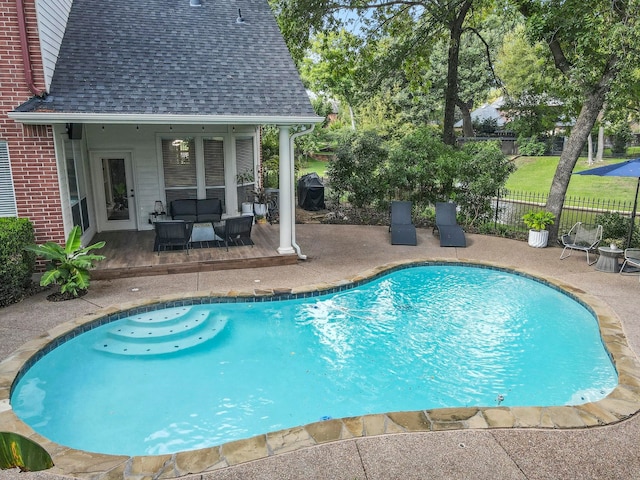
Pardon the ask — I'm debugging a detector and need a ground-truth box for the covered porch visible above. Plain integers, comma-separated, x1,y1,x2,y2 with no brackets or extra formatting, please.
89,222,298,281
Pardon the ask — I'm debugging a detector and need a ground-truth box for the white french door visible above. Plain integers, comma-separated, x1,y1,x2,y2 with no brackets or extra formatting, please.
92,151,137,231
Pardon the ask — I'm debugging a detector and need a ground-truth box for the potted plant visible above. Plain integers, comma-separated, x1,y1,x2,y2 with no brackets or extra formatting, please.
236,168,256,215
252,186,269,217
522,210,555,248
25,226,106,301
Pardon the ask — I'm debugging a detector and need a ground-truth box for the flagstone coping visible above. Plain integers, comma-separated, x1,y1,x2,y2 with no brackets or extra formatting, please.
1,259,639,479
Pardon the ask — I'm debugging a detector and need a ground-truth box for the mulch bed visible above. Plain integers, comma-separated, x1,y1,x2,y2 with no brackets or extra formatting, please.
46,288,88,302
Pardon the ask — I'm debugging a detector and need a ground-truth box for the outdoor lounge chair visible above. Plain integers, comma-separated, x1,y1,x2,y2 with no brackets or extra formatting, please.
154,220,194,255
214,216,254,251
433,202,466,247
559,222,603,265
620,248,640,278
389,201,417,245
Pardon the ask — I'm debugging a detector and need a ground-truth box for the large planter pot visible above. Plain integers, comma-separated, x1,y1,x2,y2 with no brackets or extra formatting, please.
253,203,267,216
528,229,549,248
241,202,254,216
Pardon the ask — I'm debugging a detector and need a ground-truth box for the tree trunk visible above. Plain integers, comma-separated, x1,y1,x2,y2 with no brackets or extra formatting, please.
457,98,474,137
545,90,609,242
587,133,593,164
442,0,473,146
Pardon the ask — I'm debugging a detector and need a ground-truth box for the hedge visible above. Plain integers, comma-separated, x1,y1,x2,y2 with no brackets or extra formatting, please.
0,217,36,307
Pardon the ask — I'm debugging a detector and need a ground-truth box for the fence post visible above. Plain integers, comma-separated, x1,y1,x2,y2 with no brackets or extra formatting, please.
494,189,501,230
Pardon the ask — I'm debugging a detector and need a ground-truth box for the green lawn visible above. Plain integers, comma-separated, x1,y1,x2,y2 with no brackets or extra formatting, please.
505,156,638,203
298,157,329,178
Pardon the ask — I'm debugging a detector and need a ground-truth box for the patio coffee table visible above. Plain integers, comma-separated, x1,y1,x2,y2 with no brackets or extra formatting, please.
190,222,222,243
595,246,623,273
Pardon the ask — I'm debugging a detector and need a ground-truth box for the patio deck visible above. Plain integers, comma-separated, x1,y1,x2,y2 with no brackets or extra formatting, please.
90,223,298,280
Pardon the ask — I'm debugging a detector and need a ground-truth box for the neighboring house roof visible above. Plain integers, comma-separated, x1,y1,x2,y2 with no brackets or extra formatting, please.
454,97,506,128
12,0,320,124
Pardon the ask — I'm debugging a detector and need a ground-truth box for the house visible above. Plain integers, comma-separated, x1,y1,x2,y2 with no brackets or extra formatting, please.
453,97,507,131
1,0,322,256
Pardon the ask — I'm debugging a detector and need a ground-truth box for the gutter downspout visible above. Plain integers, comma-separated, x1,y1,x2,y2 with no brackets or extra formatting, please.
289,124,315,260
17,0,46,97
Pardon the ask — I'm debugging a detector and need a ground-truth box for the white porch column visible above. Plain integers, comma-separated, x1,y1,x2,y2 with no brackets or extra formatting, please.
277,125,295,254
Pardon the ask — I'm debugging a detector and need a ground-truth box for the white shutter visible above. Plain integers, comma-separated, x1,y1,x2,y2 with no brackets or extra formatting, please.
0,142,17,217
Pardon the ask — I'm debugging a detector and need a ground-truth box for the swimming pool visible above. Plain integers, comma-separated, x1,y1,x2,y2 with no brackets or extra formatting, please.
10,263,618,457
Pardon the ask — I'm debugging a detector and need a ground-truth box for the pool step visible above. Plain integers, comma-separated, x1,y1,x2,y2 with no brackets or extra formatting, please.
94,306,227,356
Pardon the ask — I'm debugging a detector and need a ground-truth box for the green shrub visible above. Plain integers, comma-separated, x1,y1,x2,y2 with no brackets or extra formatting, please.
328,130,388,208
25,226,105,297
0,218,36,307
517,136,546,156
456,141,515,226
595,211,629,240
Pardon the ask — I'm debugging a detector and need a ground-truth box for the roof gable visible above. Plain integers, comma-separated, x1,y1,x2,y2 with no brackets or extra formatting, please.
18,0,317,120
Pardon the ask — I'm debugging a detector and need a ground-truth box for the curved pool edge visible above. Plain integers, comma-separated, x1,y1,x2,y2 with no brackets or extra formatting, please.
1,258,640,479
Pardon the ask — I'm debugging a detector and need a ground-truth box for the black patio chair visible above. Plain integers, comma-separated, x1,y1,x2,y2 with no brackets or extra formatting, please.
154,221,194,255
389,201,417,245
214,216,254,251
433,202,466,247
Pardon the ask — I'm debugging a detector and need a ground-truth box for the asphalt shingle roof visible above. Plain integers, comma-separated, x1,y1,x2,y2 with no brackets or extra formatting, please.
17,0,317,119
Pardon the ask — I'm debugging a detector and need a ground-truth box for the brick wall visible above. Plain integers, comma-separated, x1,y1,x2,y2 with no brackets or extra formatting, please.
0,0,65,245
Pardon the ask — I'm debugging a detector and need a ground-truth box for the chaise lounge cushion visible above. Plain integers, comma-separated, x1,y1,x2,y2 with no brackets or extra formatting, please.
171,199,222,223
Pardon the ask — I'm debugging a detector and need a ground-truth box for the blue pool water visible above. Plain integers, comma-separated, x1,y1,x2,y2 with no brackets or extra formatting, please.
11,265,617,456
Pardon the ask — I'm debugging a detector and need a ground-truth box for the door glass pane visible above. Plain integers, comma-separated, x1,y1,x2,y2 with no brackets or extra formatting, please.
103,158,130,221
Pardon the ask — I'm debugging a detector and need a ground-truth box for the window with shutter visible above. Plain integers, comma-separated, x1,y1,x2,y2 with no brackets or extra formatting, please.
203,138,225,207
0,141,18,217
162,138,197,204
236,137,255,209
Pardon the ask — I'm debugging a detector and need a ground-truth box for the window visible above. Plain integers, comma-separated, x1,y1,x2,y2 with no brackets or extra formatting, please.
161,134,257,213
162,138,197,204
0,141,17,217
64,139,90,232
236,137,255,209
203,138,225,204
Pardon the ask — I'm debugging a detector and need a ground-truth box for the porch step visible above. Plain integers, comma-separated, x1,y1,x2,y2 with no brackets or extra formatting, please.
94,306,227,356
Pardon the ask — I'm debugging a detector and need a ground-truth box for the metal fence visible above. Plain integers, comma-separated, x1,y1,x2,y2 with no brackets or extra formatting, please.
491,189,636,235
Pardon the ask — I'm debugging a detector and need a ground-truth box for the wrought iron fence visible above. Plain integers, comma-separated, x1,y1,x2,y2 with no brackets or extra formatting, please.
491,189,636,235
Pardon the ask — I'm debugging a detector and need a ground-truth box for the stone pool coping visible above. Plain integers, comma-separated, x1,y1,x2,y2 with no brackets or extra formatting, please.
1,258,640,479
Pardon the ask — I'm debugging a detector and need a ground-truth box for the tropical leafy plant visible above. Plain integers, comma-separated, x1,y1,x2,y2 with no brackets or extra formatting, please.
0,432,54,472
25,226,105,297
522,210,555,231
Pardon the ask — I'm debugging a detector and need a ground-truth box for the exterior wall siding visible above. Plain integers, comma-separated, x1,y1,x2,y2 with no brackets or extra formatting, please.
85,124,257,231
35,0,72,90
0,0,64,245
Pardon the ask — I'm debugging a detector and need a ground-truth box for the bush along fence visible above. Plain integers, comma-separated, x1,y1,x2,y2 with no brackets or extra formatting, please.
488,189,639,247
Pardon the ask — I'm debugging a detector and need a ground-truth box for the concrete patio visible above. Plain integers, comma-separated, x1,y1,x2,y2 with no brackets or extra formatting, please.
1,224,639,480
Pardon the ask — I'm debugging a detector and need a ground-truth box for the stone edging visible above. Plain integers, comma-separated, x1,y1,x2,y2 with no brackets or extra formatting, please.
1,259,639,479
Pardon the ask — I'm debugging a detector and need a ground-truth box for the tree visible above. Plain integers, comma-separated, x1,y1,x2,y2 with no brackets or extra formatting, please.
300,30,362,129
513,0,640,241
270,0,498,145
